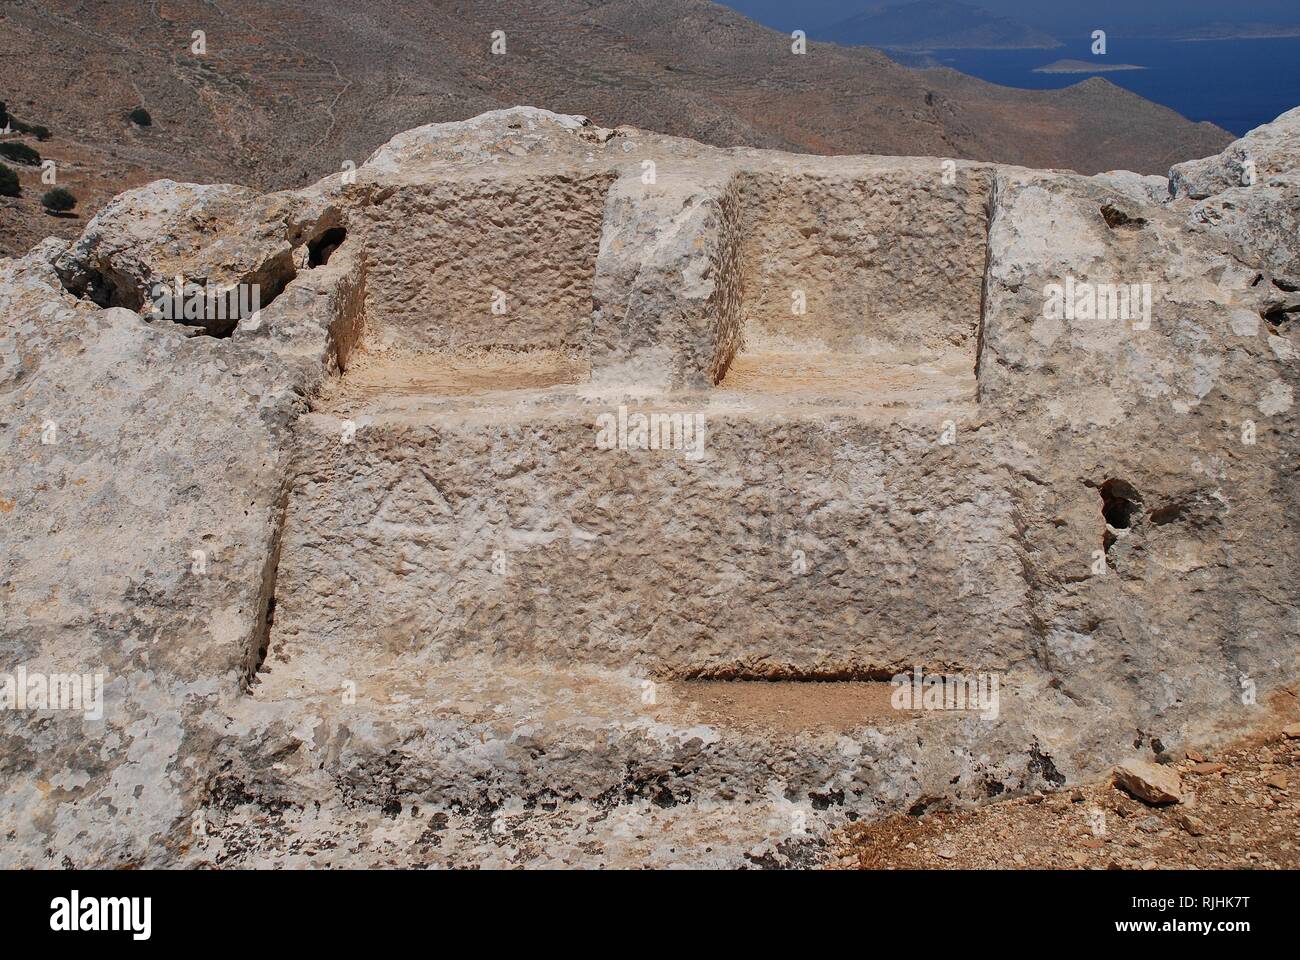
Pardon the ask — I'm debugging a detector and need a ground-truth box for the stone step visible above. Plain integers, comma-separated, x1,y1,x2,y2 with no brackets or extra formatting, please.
190,789,841,868
268,350,1027,678
211,650,1048,840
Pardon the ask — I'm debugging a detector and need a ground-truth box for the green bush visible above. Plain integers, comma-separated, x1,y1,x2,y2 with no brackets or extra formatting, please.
0,141,41,166
41,187,76,212
128,107,152,127
12,119,51,141
0,100,8,128
0,162,18,198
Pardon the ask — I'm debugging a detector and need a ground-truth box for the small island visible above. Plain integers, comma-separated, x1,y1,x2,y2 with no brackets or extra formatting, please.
1033,59,1146,74
1169,22,1300,41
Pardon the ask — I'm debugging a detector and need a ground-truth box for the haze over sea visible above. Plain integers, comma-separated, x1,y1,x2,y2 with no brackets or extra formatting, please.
929,36,1300,135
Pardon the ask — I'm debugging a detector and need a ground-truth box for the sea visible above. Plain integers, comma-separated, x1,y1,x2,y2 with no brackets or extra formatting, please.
925,36,1300,135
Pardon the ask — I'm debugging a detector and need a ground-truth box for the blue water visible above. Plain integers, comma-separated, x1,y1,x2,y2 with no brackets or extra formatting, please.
928,37,1300,135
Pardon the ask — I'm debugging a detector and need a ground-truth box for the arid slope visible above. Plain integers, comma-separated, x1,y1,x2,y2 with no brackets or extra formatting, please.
0,0,1232,256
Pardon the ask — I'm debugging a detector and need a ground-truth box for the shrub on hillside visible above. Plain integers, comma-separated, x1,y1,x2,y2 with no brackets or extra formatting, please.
0,141,41,166
0,100,8,128
128,107,152,127
0,163,18,198
41,187,76,212
12,119,51,141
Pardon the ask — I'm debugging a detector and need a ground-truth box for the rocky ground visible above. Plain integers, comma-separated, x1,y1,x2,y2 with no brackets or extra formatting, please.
836,690,1300,870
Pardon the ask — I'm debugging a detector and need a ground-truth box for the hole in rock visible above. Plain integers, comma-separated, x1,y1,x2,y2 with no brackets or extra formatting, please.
1099,478,1141,552
1263,305,1297,331
172,266,296,339
308,226,347,267
251,595,276,678
82,269,138,310
59,255,297,338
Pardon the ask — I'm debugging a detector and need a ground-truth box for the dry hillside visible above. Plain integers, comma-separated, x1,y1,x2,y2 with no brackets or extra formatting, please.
0,0,1233,257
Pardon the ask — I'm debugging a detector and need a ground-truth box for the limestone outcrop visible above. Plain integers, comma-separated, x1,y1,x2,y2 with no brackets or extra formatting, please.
1,106,1296,868
1170,106,1300,200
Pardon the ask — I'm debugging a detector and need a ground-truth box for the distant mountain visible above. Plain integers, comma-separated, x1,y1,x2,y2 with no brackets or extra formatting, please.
0,0,1230,258
1158,21,1300,41
816,1,1062,50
